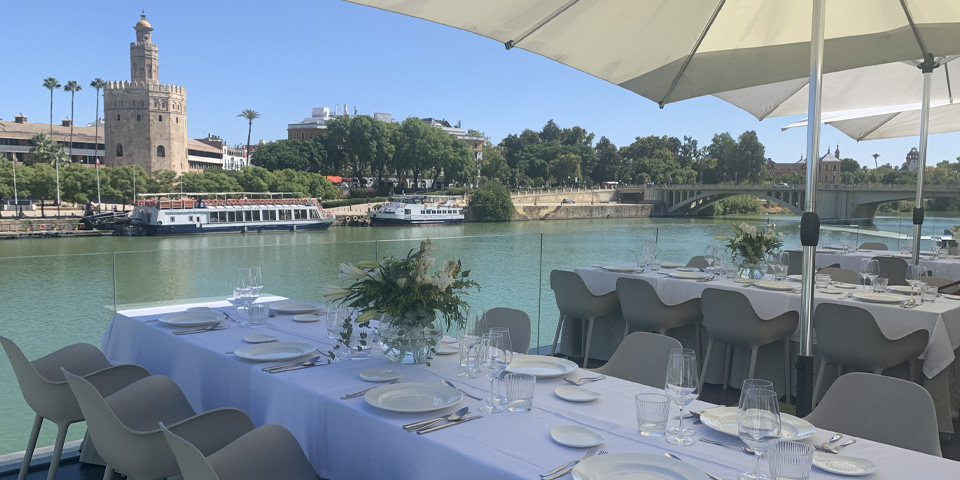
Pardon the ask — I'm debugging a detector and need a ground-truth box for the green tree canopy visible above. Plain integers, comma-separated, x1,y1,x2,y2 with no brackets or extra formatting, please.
251,139,326,172
469,180,514,222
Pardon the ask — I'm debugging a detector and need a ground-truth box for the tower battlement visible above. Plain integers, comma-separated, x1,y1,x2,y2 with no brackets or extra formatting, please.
104,81,185,94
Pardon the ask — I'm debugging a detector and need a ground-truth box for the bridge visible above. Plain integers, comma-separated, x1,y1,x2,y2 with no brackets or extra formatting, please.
618,184,959,221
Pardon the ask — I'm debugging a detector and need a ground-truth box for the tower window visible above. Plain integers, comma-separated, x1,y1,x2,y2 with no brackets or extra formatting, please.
116,114,120,121
157,145,165,157
116,144,123,156
300,133,304,139
137,114,141,121
159,115,163,122
176,117,179,124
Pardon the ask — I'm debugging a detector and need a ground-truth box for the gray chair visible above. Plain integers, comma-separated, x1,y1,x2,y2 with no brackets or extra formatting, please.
63,370,254,480
0,336,150,480
550,270,621,367
812,303,928,405
859,242,888,250
616,277,701,356
685,256,709,269
786,250,803,275
480,307,532,354
923,276,960,295
160,423,319,480
875,256,908,286
697,289,798,398
593,332,682,388
805,373,941,457
816,267,861,285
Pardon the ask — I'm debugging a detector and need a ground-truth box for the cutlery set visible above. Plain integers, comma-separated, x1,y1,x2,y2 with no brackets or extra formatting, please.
401,407,482,434
540,448,606,480
172,324,226,335
262,355,325,373
562,375,606,386
816,433,856,454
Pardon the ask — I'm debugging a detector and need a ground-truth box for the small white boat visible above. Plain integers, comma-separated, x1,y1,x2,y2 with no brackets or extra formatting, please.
367,195,464,226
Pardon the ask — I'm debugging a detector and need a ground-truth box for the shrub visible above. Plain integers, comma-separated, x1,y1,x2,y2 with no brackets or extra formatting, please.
468,180,514,222
349,187,377,198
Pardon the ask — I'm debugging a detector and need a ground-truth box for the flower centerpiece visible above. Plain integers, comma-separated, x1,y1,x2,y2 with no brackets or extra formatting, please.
324,239,478,364
716,223,784,279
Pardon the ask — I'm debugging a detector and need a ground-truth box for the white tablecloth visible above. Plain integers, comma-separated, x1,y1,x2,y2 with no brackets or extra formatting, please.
816,249,960,280
100,301,960,479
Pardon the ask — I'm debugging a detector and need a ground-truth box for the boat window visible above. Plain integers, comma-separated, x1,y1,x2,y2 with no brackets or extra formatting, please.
210,213,218,223
280,209,292,221
404,209,411,214
244,211,253,222
227,211,235,222
169,216,176,223
188,216,193,222
266,210,277,221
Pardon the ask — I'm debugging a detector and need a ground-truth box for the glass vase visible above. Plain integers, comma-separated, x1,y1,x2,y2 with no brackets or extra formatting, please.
738,261,767,280
377,315,443,365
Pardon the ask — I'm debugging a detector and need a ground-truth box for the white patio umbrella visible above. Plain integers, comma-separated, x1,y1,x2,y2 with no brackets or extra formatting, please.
782,101,959,141
343,0,960,415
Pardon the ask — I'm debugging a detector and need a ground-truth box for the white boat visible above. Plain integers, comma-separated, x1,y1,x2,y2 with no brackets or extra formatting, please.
128,193,335,235
367,195,464,226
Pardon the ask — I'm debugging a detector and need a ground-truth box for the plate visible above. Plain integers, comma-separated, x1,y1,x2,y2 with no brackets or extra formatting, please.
787,274,803,282
818,287,843,294
604,265,638,273
554,385,600,402
363,382,462,413
441,335,457,344
270,300,324,314
506,356,578,378
242,333,279,344
733,278,756,284
669,271,708,280
754,281,798,291
699,406,816,440
234,342,315,362
833,282,859,289
942,294,960,301
550,425,604,448
660,261,682,269
886,285,914,294
573,453,706,480
359,368,402,382
676,267,697,272
852,293,902,304
157,311,225,327
436,343,459,355
812,453,878,476
292,313,323,323
185,306,215,312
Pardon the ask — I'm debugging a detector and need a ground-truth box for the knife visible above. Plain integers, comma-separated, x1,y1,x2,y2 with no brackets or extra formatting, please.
416,415,482,434
173,326,226,335
269,362,327,373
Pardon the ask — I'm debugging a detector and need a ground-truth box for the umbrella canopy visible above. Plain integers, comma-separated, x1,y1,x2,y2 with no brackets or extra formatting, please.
783,101,960,140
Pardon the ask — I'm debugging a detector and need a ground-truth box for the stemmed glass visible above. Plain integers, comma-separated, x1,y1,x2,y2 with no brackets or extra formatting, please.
248,266,263,296
489,327,513,405
457,308,482,378
906,264,928,301
640,242,657,269
478,332,511,413
704,246,717,275
821,230,833,248
839,232,852,253
738,387,782,480
226,277,247,326
858,259,878,291
865,260,880,290
664,349,699,446
238,268,259,315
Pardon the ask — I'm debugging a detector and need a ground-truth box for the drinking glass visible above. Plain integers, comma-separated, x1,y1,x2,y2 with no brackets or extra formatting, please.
738,387,782,480
768,441,814,480
227,276,249,327
489,326,513,405
478,332,511,413
906,264,928,301
839,232,852,253
704,246,717,274
739,378,774,408
248,266,263,295
921,285,938,304
858,259,877,291
821,230,833,248
664,350,699,446
457,308,482,378
640,242,657,269
871,276,888,293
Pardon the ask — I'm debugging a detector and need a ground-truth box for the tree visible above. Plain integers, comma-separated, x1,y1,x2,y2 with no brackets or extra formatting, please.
872,153,880,169
63,80,81,162
90,78,107,165
479,142,511,185
43,77,62,214
251,139,325,172
25,163,58,217
395,117,447,190
370,121,398,189
592,137,622,183
238,109,260,167
468,180,514,222
27,133,66,167
549,153,582,186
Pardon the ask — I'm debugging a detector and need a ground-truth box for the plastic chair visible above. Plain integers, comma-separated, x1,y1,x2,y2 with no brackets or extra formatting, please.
593,332,682,388
859,242,888,250
785,250,803,275
816,267,861,285
874,256,908,286
697,289,798,398
812,303,928,405
549,270,621,367
0,336,150,480
160,423,319,480
685,256,709,269
923,276,960,295
805,373,941,457
616,277,701,356
480,307,532,354
62,370,254,480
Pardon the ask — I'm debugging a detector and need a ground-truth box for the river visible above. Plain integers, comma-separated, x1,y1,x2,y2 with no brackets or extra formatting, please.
0,213,956,455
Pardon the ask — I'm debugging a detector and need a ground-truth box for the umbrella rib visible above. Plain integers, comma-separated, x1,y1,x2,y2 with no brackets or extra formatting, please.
899,0,930,58
946,63,954,104
757,81,810,121
857,113,900,141
659,0,726,108
504,0,580,50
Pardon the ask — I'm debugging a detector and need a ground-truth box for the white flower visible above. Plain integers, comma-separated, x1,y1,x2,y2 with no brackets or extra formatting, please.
338,263,367,281
323,285,351,301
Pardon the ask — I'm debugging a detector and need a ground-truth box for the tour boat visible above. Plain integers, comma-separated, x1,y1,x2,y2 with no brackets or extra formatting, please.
127,193,335,235
367,195,464,225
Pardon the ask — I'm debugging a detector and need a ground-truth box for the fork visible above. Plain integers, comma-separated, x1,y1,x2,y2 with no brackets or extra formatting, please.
542,449,607,480
816,439,856,454
540,448,597,478
340,378,400,399
563,375,606,386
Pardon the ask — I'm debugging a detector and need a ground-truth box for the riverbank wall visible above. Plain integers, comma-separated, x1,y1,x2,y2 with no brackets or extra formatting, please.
512,203,653,221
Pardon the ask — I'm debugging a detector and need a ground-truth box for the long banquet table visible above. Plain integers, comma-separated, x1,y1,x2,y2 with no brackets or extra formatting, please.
100,300,959,479
814,248,960,280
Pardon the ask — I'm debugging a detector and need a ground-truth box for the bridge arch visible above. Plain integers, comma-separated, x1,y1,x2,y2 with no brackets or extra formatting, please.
665,188,804,216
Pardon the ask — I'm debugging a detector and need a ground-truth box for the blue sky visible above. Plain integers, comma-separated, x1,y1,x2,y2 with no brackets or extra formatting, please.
5,0,958,169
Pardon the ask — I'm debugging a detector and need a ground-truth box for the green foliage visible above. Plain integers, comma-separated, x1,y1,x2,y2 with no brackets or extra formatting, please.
444,187,469,196
718,195,763,215
251,139,326,172
719,223,784,264
349,187,377,198
469,180,514,222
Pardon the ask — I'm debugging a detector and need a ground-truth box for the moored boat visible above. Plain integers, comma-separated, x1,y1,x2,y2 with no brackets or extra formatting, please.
367,195,464,226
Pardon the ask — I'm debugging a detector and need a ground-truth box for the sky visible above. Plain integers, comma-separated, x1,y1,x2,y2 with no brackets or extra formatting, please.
4,0,959,169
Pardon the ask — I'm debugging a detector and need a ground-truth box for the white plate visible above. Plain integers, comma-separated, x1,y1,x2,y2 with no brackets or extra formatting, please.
833,282,859,289
363,382,462,413
550,425,604,448
554,385,600,402
233,342,315,362
604,265,638,273
359,368,402,382
942,294,960,301
699,406,816,440
676,267,697,272
885,285,914,294
669,271,708,280
852,293,902,304
573,453,706,480
292,313,323,323
733,278,756,284
157,311,225,327
818,287,843,294
787,274,803,282
242,334,279,344
812,453,878,476
441,335,457,344
436,343,459,355
270,300,324,314
754,281,798,291
506,356,578,378
185,306,215,312
660,261,682,269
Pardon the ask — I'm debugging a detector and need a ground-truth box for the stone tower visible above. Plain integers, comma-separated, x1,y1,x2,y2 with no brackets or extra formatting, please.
103,13,188,174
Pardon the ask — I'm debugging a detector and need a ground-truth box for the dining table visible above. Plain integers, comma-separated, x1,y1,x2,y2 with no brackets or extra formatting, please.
99,298,959,479
813,247,960,280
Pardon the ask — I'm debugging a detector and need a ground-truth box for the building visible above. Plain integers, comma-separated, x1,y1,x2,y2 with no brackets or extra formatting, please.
905,147,921,171
197,134,247,170
420,118,485,163
0,114,104,164
766,145,844,185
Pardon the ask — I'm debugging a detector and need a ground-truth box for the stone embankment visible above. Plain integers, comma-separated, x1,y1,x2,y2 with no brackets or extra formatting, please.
510,188,653,221
0,218,98,239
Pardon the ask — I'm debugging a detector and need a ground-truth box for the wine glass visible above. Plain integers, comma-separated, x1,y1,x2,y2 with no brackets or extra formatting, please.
704,246,717,274
864,259,880,290
664,350,699,446
821,230,833,248
237,268,259,313
858,259,877,291
248,266,263,296
738,387,782,480
906,264,928,301
839,232,852,253
489,326,513,404
227,274,249,327
478,332,510,413
640,242,657,269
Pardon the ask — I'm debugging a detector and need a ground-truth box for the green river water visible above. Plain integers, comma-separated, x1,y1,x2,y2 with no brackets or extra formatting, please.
1,213,956,455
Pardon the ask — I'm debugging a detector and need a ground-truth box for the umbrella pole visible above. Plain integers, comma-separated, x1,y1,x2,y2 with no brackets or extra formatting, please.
796,0,827,418
911,56,936,265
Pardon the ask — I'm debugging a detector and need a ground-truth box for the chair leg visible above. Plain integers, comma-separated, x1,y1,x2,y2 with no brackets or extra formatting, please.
582,317,596,368
694,323,702,366
907,359,918,383
550,315,564,356
698,339,714,393
18,414,42,480
783,339,792,405
722,345,733,390
46,422,70,480
101,465,114,480
813,361,828,407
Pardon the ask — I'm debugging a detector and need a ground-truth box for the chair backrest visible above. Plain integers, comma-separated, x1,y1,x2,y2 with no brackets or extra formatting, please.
805,373,941,456
594,332,681,388
786,250,803,275
481,308,532,354
161,423,221,480
549,270,619,320
874,256,908,285
923,276,960,295
700,289,798,347
859,242,888,250
685,256,709,269
815,267,860,285
813,303,928,372
616,277,701,334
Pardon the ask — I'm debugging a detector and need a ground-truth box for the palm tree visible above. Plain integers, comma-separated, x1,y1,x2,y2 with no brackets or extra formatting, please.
872,153,880,169
238,109,261,167
90,78,106,161
63,81,81,161
42,77,62,214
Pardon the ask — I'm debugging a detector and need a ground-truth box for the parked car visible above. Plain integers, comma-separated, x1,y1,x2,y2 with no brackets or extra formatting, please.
774,183,790,188
561,198,576,204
